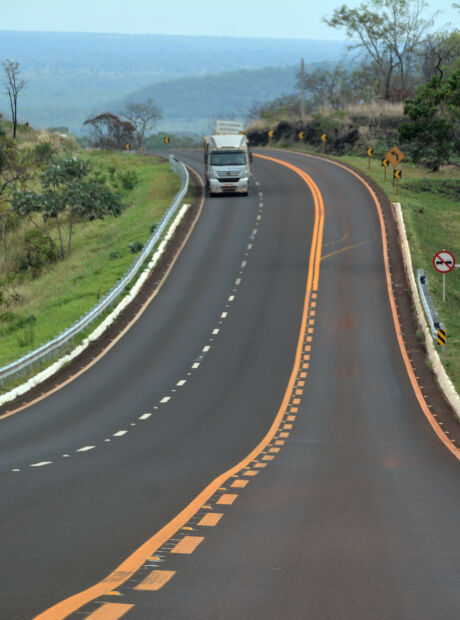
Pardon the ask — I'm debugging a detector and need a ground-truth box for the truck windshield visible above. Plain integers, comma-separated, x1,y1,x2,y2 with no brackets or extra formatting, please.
210,151,246,165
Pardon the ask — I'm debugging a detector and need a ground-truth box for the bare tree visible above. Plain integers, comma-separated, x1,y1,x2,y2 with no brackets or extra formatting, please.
121,99,162,148
2,60,25,139
323,1,437,100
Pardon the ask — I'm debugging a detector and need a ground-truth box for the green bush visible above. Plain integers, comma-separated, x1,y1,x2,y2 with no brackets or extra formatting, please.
19,229,58,277
129,241,143,253
118,170,138,190
34,141,56,166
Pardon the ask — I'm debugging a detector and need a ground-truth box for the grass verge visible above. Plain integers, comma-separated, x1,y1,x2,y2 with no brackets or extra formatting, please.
0,151,183,369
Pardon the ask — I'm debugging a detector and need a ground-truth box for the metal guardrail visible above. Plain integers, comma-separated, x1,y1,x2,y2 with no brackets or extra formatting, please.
0,155,189,387
416,268,444,337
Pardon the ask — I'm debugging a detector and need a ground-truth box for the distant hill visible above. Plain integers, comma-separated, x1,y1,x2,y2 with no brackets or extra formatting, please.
107,64,332,135
0,31,347,134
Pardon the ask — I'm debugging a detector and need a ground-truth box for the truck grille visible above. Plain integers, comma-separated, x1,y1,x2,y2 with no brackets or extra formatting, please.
218,177,239,182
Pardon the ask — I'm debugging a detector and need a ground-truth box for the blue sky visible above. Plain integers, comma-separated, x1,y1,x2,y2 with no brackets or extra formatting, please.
0,0,458,39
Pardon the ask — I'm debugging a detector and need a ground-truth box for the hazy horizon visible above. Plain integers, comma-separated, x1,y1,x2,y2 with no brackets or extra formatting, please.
1,0,457,39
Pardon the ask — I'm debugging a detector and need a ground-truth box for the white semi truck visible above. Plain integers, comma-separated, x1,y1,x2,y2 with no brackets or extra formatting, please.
204,134,251,196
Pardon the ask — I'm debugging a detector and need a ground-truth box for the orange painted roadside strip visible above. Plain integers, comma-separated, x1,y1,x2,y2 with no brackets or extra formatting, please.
299,151,460,461
135,569,175,591
33,154,324,619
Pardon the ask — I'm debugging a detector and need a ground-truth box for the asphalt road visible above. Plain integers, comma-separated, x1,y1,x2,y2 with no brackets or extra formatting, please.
0,149,459,620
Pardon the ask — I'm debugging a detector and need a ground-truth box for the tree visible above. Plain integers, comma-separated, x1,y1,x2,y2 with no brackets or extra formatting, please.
398,69,460,170
323,1,436,100
12,157,125,256
419,31,460,82
83,113,136,150
121,99,162,148
2,60,25,139
0,138,34,274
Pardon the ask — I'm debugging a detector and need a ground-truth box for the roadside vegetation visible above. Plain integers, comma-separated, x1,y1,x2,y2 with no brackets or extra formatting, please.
0,118,182,371
246,0,460,394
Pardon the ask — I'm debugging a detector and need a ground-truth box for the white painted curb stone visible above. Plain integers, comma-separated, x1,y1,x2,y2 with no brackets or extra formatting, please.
392,202,460,421
0,203,191,408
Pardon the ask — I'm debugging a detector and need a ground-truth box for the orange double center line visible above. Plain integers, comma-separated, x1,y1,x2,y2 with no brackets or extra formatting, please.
33,155,324,619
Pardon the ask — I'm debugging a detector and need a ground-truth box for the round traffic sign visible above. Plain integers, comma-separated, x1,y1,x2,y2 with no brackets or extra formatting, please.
433,250,456,273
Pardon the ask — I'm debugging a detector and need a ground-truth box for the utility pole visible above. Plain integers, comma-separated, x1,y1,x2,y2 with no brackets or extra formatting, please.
300,58,306,123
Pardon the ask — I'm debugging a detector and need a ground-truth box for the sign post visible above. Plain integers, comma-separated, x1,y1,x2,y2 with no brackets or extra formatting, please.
433,250,456,302
393,168,402,195
381,157,389,181
321,133,327,154
366,147,374,169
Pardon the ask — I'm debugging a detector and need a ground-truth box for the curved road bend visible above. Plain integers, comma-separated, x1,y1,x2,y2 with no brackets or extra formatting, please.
0,149,459,619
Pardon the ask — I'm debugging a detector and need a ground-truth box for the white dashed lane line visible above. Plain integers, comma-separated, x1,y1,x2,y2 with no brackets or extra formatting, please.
8,177,266,476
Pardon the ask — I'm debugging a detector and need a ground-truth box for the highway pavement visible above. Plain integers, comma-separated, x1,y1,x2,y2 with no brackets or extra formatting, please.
0,149,459,619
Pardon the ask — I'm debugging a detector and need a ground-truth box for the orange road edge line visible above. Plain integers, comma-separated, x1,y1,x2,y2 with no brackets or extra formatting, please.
33,154,324,619
0,165,204,421
299,150,460,461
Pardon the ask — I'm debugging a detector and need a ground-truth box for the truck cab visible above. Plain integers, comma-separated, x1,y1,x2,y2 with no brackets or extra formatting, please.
204,134,250,196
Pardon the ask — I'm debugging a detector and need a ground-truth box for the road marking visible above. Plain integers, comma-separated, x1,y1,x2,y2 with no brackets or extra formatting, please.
192,362,200,369
231,479,249,488
30,461,53,467
85,602,134,619
198,513,223,526
34,154,325,620
2,174,206,422
113,431,127,437
269,447,280,453
307,152,460,460
235,278,242,286
275,440,285,446
77,446,96,452
12,468,21,472
62,454,70,458
221,312,228,318
135,569,175,591
287,415,296,421
217,494,238,505
284,424,293,430
176,380,187,386
247,243,253,250
171,536,204,554
262,455,274,461
241,260,247,268
139,413,152,420
160,397,171,403
202,346,211,352
252,228,258,235
228,295,235,302
212,329,220,335
280,432,290,438
243,470,259,476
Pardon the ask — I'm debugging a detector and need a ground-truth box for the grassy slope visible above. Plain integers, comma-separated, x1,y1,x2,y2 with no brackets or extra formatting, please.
0,151,181,367
289,146,460,393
